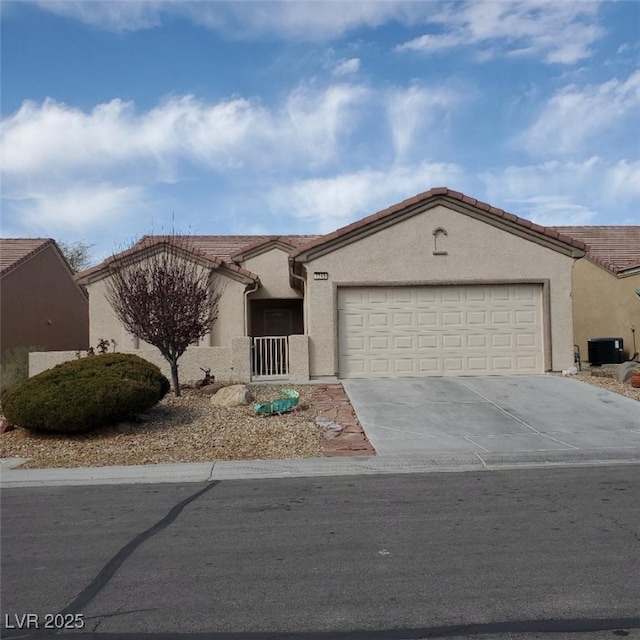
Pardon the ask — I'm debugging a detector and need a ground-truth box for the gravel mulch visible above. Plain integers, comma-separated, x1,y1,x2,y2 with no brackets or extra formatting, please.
560,363,640,402
2,367,638,469
0,384,327,469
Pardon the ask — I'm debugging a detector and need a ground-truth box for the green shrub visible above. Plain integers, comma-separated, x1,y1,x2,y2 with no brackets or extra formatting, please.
0,345,43,403
2,353,170,433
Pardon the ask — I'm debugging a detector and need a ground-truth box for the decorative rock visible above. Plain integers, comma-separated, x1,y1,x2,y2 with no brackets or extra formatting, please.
210,384,254,407
198,382,226,396
0,417,15,434
613,361,640,384
315,417,343,439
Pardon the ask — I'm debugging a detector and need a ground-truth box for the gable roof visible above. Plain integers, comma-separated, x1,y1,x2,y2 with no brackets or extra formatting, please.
230,236,322,261
1,238,58,277
75,235,322,285
550,226,640,275
138,235,322,262
290,187,586,261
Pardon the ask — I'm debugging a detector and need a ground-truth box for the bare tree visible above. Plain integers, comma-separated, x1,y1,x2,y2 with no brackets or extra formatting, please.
105,237,222,396
58,240,94,272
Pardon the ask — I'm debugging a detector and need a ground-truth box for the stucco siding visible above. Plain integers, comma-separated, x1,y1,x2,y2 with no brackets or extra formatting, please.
88,279,137,349
30,338,252,383
242,249,302,299
206,277,248,346
87,263,247,350
303,204,576,377
572,259,640,361
1,246,88,354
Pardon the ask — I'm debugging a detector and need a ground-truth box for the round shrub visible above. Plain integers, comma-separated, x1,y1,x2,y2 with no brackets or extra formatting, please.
2,353,170,433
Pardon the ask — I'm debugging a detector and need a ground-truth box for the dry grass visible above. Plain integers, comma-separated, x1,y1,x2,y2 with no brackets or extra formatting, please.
0,384,325,469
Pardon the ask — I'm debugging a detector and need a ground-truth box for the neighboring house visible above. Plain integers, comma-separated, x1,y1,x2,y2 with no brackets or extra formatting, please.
70,188,588,382
0,239,89,355
551,226,640,362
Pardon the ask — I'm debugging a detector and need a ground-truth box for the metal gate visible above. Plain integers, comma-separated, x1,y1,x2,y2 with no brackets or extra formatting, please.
252,336,289,378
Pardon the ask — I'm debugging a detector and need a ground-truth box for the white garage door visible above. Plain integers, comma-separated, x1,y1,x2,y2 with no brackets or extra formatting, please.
338,285,544,378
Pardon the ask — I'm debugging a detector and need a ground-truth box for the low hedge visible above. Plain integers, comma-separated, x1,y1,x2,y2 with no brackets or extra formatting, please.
2,353,170,433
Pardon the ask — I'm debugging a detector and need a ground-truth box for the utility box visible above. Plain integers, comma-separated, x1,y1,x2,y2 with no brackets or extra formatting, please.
588,337,624,366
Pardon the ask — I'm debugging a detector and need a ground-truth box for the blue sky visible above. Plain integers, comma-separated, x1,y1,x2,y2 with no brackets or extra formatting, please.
1,1,639,264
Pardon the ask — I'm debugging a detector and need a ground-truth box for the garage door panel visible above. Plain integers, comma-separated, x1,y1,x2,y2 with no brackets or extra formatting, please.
491,310,511,324
370,359,391,374
492,334,513,348
516,333,537,347
492,357,513,371
418,312,438,327
368,290,389,304
392,290,413,304
393,312,414,327
515,309,536,324
467,334,488,348
346,336,365,350
516,355,538,370
338,285,544,378
467,311,487,324
343,312,364,328
491,288,510,301
369,336,389,350
443,334,463,348
394,335,414,350
443,357,464,372
418,335,438,349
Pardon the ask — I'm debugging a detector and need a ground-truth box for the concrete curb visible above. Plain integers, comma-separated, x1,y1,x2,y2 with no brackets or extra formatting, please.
3,449,640,488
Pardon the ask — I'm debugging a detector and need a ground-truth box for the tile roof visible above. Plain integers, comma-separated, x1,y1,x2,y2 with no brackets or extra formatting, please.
289,187,586,259
0,238,53,276
136,235,322,262
550,226,640,274
229,235,322,260
76,235,322,283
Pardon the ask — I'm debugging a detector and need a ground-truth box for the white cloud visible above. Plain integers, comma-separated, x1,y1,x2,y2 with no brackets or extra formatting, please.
267,161,462,232
385,84,461,161
481,157,640,225
36,1,424,39
0,85,369,178
36,1,164,32
397,0,603,64
333,58,361,76
4,183,146,234
1,78,471,239
521,70,640,157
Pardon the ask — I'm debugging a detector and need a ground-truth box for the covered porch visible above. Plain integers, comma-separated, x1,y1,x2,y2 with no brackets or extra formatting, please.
248,298,304,379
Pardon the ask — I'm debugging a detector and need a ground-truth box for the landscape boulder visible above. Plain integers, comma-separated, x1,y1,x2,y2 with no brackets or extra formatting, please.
210,384,254,407
198,382,226,396
613,361,640,383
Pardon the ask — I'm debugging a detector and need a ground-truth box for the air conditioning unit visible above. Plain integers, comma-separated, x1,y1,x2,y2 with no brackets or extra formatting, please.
588,337,624,366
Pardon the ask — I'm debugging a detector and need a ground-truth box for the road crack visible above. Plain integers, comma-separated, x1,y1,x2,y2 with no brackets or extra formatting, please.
58,481,220,619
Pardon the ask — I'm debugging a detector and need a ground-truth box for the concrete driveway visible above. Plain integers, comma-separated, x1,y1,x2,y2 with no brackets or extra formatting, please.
342,376,640,461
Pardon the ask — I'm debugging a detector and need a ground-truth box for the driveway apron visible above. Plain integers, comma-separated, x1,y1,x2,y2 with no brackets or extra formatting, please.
341,376,640,458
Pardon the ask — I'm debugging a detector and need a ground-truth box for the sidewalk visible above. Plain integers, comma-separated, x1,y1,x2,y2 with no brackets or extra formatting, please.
3,448,640,488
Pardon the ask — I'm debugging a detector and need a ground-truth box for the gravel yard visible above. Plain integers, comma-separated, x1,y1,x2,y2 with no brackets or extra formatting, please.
0,384,326,469
1,367,638,470
567,364,640,402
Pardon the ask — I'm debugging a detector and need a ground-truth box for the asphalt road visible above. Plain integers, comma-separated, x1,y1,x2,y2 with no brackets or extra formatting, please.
2,466,639,640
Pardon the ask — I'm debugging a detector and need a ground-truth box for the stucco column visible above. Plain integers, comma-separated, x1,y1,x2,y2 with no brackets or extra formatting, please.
231,336,252,382
288,334,310,382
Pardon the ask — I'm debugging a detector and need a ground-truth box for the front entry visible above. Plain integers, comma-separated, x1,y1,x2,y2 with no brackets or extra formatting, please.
264,309,292,336
249,299,303,378
249,299,303,338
